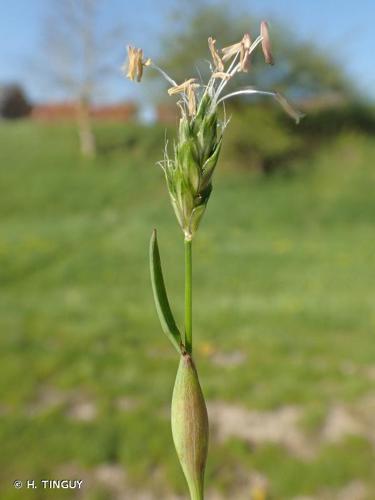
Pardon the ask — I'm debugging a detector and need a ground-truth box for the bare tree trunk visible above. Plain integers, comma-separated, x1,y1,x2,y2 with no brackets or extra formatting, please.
76,100,96,158
40,0,125,159
77,0,96,158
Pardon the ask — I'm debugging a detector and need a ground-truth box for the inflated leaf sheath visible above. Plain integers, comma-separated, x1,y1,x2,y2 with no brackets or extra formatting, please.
171,353,209,500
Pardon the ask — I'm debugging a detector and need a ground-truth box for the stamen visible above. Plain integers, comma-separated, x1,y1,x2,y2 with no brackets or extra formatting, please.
149,63,177,87
123,45,152,82
260,21,274,65
243,33,252,51
211,50,241,107
239,33,252,72
221,41,242,62
217,88,304,124
168,79,197,96
217,88,276,105
274,92,305,123
212,72,231,80
208,37,224,71
136,48,144,82
187,84,197,116
122,46,136,80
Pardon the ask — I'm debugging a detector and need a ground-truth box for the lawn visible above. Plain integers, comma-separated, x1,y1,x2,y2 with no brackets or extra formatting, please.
0,121,374,499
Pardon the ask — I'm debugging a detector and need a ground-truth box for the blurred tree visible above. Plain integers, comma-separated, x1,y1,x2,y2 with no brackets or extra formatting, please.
0,84,32,119
39,0,124,158
156,3,354,102
222,104,303,173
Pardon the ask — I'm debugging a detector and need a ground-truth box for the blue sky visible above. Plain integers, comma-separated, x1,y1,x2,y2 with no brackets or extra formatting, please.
1,0,374,103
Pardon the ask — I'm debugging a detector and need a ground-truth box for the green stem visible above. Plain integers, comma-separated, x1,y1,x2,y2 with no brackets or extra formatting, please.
189,482,204,500
184,237,193,354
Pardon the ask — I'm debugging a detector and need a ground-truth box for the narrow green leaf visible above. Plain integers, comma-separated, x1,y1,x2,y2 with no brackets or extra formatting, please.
150,229,182,353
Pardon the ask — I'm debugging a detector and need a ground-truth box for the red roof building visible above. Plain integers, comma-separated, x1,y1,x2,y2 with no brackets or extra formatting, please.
31,102,138,121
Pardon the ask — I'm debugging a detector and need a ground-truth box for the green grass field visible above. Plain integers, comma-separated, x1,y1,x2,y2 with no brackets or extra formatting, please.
0,121,374,499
